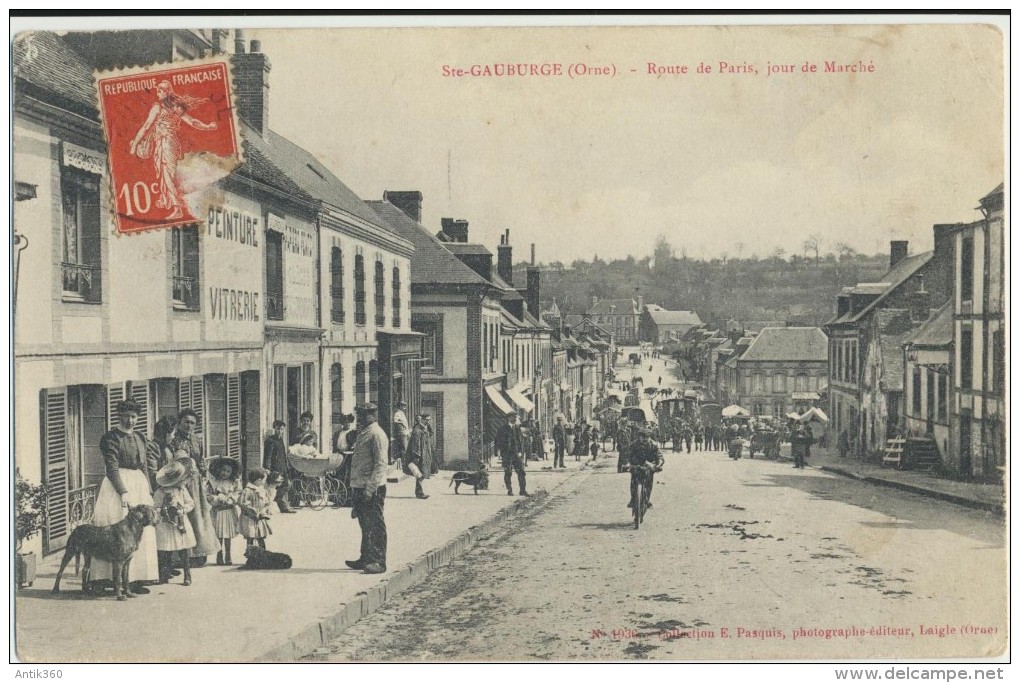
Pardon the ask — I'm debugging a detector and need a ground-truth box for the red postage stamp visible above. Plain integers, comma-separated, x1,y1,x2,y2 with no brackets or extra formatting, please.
96,59,242,234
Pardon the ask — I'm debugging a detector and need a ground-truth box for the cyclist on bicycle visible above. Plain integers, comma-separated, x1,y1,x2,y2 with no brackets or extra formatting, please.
627,428,664,509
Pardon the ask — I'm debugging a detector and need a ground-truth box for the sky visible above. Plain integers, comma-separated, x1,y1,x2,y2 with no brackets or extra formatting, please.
229,22,1007,265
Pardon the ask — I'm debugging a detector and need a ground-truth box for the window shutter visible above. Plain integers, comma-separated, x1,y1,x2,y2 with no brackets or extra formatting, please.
190,377,205,438
227,373,241,460
40,388,69,552
129,381,150,438
107,382,126,431
178,376,205,437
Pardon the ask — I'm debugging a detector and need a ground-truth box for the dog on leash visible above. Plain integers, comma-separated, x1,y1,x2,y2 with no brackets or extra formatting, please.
240,545,292,570
52,504,159,601
449,467,490,495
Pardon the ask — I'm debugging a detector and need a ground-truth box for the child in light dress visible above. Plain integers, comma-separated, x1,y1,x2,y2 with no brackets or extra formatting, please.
238,468,272,549
153,459,196,586
206,456,242,566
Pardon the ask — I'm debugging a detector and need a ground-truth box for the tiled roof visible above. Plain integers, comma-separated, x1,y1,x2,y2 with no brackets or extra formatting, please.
247,129,386,227
13,32,97,112
562,314,585,327
588,299,636,315
522,310,550,330
847,251,933,323
739,327,828,363
981,183,1004,202
905,301,953,347
367,201,491,287
444,243,491,256
647,309,703,326
491,273,523,300
501,308,525,328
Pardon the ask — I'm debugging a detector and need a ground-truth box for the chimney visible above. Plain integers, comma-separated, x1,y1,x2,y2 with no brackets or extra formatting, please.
232,34,271,137
383,190,423,223
635,288,644,312
211,29,229,55
890,240,908,269
440,217,469,243
531,243,536,266
526,266,541,320
836,292,850,318
910,278,932,323
497,229,513,285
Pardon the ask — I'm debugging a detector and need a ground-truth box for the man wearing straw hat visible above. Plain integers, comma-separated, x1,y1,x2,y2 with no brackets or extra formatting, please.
346,403,389,574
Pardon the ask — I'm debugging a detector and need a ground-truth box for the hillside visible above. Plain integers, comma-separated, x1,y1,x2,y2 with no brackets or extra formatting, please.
517,249,891,327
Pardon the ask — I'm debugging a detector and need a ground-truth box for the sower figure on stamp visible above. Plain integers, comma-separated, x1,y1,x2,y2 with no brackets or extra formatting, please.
346,403,390,575
497,413,530,497
129,80,218,221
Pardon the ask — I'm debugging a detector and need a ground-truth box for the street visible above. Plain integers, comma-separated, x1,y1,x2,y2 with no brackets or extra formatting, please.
307,348,1005,661
308,448,1005,661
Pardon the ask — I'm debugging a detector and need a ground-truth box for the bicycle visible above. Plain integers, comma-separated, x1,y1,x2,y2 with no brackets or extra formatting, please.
630,463,660,529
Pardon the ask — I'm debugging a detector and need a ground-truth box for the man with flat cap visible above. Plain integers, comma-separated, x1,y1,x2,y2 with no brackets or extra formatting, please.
347,403,389,574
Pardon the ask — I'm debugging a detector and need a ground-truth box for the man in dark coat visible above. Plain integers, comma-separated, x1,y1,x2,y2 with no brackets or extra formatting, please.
551,414,567,469
403,414,431,499
263,419,294,512
496,413,529,496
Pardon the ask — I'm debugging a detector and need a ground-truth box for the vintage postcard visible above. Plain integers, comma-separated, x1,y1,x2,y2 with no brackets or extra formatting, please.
10,18,1007,668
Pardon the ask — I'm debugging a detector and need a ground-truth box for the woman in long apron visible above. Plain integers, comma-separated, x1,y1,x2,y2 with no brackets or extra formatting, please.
91,400,159,591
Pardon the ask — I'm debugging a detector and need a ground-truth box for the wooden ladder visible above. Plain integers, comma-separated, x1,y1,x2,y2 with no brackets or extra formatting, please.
882,438,906,468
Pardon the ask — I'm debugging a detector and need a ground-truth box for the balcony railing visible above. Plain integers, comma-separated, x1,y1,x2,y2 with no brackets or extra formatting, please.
266,292,284,321
172,275,199,311
69,484,100,530
61,262,102,303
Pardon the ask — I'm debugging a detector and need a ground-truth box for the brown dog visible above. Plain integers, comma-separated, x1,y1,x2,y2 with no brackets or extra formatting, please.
52,504,159,601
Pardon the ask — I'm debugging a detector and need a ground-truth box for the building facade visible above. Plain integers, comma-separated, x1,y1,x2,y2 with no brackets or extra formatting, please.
950,184,1005,480
733,327,828,418
14,30,419,556
824,231,953,458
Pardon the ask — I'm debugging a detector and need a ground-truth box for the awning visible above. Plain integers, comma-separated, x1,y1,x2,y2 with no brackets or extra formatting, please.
798,407,829,423
484,385,515,415
722,404,751,418
505,387,535,413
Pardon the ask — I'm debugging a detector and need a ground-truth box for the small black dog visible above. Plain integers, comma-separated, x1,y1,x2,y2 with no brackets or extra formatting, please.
449,467,490,495
241,545,292,570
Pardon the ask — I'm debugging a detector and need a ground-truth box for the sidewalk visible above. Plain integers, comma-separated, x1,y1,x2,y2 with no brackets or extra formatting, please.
778,443,1005,515
14,457,592,663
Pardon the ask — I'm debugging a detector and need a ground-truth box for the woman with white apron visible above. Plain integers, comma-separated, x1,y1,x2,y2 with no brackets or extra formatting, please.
92,400,159,591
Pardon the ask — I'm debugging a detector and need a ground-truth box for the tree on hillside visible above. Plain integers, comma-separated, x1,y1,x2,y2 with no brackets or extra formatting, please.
803,233,822,267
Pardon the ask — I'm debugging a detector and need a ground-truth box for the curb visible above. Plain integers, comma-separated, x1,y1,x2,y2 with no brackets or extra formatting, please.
818,465,1004,516
256,461,594,661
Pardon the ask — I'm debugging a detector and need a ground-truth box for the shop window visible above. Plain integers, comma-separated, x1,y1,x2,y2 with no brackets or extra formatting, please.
330,247,344,324
60,167,103,303
171,226,200,311
412,313,443,374
992,330,1004,395
937,374,948,422
266,231,284,320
